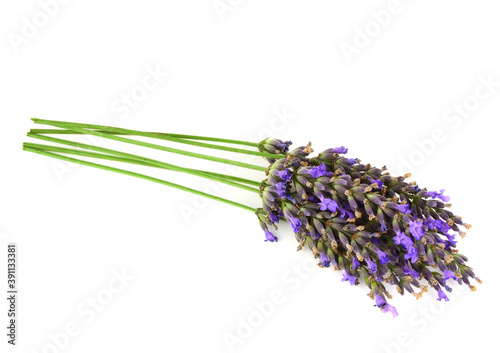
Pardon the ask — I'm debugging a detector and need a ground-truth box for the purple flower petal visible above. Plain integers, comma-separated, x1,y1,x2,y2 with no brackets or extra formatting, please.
383,303,399,318
278,169,292,182
319,253,330,267
332,146,348,154
375,295,398,318
408,220,425,240
397,204,411,214
264,231,278,242
341,270,357,286
319,197,339,213
437,289,449,301
443,269,458,282
394,231,413,249
308,163,329,178
289,216,302,233
404,246,418,263
377,250,390,265
366,259,378,273
372,179,383,189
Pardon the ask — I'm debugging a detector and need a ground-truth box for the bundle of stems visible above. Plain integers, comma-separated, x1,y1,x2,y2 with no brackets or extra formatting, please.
23,118,283,213
23,118,481,316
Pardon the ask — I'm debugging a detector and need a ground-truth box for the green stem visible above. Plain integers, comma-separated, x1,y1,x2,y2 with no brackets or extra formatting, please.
24,142,260,193
155,134,259,147
31,128,261,148
23,146,257,213
31,129,122,135
26,133,262,187
32,119,267,172
30,119,261,147
30,123,280,159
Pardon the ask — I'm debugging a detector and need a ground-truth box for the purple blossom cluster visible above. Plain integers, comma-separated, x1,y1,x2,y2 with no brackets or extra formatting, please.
258,138,293,164
256,140,479,317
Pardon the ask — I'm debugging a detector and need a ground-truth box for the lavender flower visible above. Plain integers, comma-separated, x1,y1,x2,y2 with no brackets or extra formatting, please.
428,219,450,234
338,206,353,219
366,259,378,273
278,169,292,181
259,138,292,163
341,270,357,285
278,141,293,153
383,303,399,317
332,146,348,154
256,139,479,317
319,197,338,212
393,231,413,249
437,289,449,301
274,181,287,198
443,269,458,282
264,231,278,242
408,220,425,240
320,253,330,267
377,250,390,265
269,213,279,224
23,119,479,319
371,179,383,189
375,294,385,307
289,216,302,233
397,204,411,214
308,163,329,178
404,246,419,263
428,189,450,202
403,266,419,279
375,295,399,318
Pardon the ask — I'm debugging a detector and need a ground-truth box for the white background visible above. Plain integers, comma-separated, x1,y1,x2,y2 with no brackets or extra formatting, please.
1,1,499,352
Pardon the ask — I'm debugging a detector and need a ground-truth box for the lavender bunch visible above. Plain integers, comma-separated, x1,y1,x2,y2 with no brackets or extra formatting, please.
257,139,480,317
23,119,479,317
